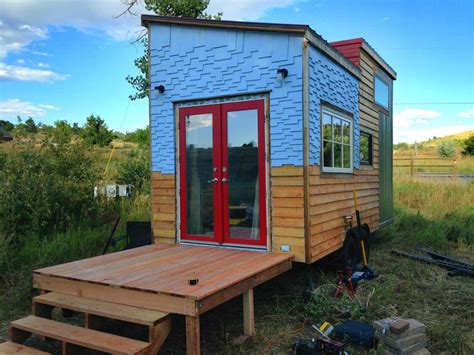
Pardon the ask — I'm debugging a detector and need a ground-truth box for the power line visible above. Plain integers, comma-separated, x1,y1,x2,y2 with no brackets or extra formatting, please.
394,102,474,105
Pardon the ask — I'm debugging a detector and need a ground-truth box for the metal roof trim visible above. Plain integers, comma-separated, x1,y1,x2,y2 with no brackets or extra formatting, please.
141,15,361,79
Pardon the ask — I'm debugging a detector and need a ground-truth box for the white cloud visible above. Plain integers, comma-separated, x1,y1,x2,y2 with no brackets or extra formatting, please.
37,62,50,68
0,99,60,120
0,0,147,59
0,20,48,58
1,0,296,59
395,125,474,144
457,108,474,118
17,59,25,64
392,108,474,143
394,109,442,129
38,104,60,110
208,0,295,21
0,63,68,82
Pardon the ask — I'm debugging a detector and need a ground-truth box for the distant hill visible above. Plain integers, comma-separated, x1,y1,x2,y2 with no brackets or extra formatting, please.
394,130,473,157
421,130,473,148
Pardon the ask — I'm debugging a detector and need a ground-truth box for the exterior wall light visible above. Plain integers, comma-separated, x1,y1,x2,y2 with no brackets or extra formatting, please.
155,85,165,94
277,68,288,80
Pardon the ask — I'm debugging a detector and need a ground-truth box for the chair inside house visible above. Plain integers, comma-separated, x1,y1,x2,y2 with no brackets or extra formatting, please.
103,220,152,254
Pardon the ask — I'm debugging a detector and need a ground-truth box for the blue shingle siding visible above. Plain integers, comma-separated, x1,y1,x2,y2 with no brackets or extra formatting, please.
308,46,360,168
149,24,303,173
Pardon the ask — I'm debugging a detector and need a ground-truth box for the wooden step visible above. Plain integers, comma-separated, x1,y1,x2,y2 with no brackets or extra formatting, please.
9,316,151,355
34,292,169,326
0,341,50,354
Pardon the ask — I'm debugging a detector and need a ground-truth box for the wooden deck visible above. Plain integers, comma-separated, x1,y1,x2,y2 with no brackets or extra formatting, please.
33,243,293,354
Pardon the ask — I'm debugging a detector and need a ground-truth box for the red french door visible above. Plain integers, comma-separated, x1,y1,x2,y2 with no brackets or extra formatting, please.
179,100,267,247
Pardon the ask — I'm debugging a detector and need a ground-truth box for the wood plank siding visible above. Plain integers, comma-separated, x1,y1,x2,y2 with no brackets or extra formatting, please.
307,46,383,263
151,172,176,244
270,165,306,262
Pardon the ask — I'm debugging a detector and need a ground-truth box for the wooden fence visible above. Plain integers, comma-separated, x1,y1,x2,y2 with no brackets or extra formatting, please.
394,157,457,178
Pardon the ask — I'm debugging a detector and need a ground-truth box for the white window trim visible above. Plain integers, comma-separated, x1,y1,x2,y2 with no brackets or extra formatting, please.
321,107,353,174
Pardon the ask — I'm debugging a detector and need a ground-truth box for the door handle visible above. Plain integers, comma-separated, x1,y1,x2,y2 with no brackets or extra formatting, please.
207,178,218,183
221,178,228,183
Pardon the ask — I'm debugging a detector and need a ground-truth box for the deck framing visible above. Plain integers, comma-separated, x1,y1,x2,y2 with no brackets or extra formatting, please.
33,244,292,354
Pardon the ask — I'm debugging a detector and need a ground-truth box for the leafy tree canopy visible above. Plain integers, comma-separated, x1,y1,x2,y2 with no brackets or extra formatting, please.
463,134,474,156
81,115,115,147
0,120,14,132
125,0,222,100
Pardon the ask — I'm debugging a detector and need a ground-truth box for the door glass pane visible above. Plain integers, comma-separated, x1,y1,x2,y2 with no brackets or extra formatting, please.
185,114,214,236
227,109,259,240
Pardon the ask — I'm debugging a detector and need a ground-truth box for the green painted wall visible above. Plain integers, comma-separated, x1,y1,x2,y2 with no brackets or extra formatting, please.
379,109,393,224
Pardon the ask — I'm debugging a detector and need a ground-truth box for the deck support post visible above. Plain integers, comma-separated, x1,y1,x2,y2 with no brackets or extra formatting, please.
186,315,200,355
243,288,255,336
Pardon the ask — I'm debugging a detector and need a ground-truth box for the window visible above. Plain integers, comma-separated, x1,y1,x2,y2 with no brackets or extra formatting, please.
374,76,389,108
360,132,373,165
322,108,352,173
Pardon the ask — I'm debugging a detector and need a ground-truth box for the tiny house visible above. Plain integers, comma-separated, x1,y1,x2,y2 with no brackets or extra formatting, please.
143,16,396,263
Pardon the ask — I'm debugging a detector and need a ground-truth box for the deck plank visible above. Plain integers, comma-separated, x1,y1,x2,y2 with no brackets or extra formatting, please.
36,244,176,277
0,341,50,354
34,244,293,301
10,316,150,354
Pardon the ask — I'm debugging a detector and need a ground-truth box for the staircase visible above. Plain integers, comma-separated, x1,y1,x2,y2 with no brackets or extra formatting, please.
2,292,171,354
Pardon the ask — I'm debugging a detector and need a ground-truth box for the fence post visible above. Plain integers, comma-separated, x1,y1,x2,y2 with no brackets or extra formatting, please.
410,157,414,179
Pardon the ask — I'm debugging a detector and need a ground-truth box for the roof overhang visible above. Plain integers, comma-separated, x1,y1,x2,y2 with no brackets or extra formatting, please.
331,38,397,80
141,15,361,79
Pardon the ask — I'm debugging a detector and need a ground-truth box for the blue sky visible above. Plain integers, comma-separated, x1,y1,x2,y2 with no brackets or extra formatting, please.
1,0,473,142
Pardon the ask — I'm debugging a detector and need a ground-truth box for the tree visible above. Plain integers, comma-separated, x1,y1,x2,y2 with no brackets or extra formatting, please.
124,126,150,149
81,115,115,147
123,0,222,100
51,120,73,145
116,149,151,193
0,120,14,132
25,117,38,133
463,134,474,156
437,140,456,158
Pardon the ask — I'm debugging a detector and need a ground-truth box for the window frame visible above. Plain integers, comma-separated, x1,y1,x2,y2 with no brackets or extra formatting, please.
321,106,353,174
359,131,373,166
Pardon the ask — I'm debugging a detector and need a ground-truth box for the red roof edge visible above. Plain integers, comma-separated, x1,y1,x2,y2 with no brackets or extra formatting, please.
330,38,364,47
330,38,363,67
330,37,397,79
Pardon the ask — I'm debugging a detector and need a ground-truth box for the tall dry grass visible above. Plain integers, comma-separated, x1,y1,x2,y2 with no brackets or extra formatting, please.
394,177,474,219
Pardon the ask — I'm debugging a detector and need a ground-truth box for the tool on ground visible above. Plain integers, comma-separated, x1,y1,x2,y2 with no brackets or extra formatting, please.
334,268,355,299
319,322,335,337
334,320,376,348
293,337,345,355
392,250,474,277
350,190,376,284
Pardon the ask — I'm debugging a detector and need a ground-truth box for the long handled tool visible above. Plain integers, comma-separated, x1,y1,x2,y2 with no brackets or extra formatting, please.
351,190,375,283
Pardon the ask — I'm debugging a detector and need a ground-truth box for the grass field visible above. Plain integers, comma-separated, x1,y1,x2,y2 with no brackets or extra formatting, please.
1,178,472,353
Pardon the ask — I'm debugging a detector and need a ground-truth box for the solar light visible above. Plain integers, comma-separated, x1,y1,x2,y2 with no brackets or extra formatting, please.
155,85,165,94
277,68,288,80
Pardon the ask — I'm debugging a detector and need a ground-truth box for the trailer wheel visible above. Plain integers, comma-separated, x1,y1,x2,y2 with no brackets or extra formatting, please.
340,229,359,272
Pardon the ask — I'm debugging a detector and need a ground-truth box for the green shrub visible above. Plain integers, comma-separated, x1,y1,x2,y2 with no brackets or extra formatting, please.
0,143,101,242
116,149,151,194
463,134,474,155
437,140,456,157
81,115,115,147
